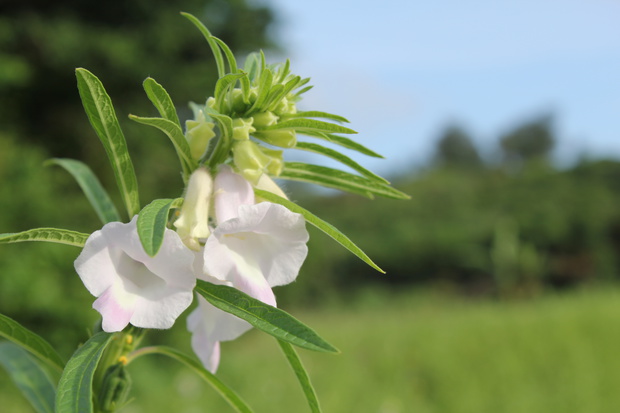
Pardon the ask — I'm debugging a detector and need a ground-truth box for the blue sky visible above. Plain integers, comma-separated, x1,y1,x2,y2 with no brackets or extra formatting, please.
266,0,620,176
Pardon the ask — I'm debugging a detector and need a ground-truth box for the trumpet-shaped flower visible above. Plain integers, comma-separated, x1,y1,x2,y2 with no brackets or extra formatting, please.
75,216,196,332
187,166,308,372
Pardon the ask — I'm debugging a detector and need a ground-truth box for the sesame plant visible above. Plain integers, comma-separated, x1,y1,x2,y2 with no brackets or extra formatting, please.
0,12,408,413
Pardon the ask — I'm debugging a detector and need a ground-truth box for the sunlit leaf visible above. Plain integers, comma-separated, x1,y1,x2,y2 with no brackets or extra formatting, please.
136,198,182,257
287,111,350,123
0,229,89,248
265,119,356,135
195,281,339,353
55,332,112,413
128,115,195,175
142,77,181,126
301,130,384,158
293,142,389,184
280,162,410,200
181,12,225,78
277,340,322,413
75,68,140,218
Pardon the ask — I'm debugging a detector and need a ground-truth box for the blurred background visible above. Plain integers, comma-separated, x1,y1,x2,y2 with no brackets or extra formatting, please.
1,0,620,412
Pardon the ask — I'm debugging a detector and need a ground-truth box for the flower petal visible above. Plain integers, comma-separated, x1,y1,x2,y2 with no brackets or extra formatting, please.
213,165,254,225
187,295,254,373
209,202,308,288
74,217,196,332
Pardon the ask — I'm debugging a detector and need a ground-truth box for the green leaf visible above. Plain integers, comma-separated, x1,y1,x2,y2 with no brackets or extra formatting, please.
0,342,56,413
128,346,253,413
248,68,273,113
128,115,195,175
195,280,339,353
45,158,121,225
277,340,322,413
293,142,389,184
265,76,300,111
136,198,182,257
143,77,181,127
181,12,225,78
254,189,385,273
212,37,238,74
302,130,384,158
280,162,410,200
0,228,89,248
55,332,112,413
243,52,261,83
265,119,357,135
75,68,140,218
0,313,64,372
287,111,350,123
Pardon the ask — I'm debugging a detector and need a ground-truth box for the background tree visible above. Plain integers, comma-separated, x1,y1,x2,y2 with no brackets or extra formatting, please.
499,114,555,166
433,124,483,169
0,0,275,159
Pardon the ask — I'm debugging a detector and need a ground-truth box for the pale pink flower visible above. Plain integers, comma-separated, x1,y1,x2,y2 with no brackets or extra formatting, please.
75,216,196,332
188,166,308,372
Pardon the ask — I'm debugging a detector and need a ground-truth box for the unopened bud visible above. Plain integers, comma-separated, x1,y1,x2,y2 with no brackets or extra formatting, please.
174,168,213,250
254,128,297,148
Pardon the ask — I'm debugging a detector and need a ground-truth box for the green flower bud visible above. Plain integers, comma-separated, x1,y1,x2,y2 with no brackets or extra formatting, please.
232,117,256,141
185,117,216,160
254,128,297,148
252,111,279,128
274,97,297,116
99,362,132,413
232,140,283,184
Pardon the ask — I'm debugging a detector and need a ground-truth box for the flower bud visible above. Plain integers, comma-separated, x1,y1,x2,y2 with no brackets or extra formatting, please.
255,173,288,201
254,128,297,148
185,115,216,160
252,111,279,128
232,117,256,141
174,167,213,250
232,140,283,184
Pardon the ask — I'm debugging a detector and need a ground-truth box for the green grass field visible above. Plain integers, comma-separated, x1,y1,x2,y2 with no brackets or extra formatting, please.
3,287,620,412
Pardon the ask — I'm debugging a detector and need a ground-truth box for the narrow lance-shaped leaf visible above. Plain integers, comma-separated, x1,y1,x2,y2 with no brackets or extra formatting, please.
195,280,339,353
55,332,112,413
247,67,273,113
0,342,56,413
301,130,384,158
0,313,64,372
286,111,350,123
45,158,121,225
76,68,140,218
293,142,389,184
212,37,238,74
254,189,385,273
277,340,322,413
128,115,195,176
265,118,357,135
0,229,89,248
181,12,225,78
280,162,410,200
143,77,181,126
137,198,182,257
127,346,253,413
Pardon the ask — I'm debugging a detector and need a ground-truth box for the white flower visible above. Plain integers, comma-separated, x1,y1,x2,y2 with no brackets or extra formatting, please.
187,166,309,372
74,216,196,332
